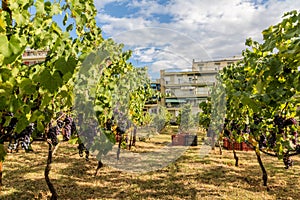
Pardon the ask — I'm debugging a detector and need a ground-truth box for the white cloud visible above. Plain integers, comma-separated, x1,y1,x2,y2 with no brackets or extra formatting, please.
94,0,126,9
99,13,153,33
132,47,158,63
128,0,171,17
95,0,300,79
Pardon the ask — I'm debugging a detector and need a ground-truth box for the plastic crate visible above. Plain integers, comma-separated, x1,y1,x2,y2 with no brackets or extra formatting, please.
171,134,197,146
227,141,233,150
234,142,241,150
226,141,239,150
224,140,254,151
241,142,253,151
171,134,185,146
223,138,229,149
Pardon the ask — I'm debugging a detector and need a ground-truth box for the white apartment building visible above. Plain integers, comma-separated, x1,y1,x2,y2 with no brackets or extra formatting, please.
22,48,48,65
192,56,242,71
159,56,242,117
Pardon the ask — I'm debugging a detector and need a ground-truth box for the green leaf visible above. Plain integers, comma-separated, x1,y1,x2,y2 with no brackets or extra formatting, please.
54,56,77,75
30,110,42,123
63,13,68,26
0,35,11,57
40,93,52,109
15,115,29,134
39,69,63,93
13,10,26,25
3,35,26,64
255,80,264,94
35,0,44,14
236,135,243,143
57,134,63,142
51,22,62,36
241,96,260,113
9,35,23,54
66,24,73,32
19,78,36,94
0,16,6,32
37,120,45,132
9,1,19,10
0,68,12,82
68,137,78,145
50,3,62,15
39,69,52,90
62,72,73,82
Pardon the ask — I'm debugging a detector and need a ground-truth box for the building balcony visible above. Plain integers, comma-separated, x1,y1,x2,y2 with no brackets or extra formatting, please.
165,93,210,98
163,82,215,87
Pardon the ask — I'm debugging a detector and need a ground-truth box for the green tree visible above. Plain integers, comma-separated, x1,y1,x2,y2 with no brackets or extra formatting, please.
198,100,211,131
152,105,172,133
177,104,194,134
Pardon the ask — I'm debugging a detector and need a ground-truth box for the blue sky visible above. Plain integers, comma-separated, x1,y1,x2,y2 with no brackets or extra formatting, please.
93,0,299,80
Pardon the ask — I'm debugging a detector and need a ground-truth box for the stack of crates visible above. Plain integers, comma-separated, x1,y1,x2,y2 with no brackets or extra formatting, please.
223,138,253,151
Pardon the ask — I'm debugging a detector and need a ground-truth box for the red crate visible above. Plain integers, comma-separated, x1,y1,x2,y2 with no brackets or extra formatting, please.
225,141,240,150
241,142,253,151
171,134,186,146
234,142,241,150
227,141,233,150
224,140,254,151
223,138,229,149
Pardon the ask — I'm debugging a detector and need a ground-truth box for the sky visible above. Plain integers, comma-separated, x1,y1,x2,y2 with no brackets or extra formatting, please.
93,0,300,80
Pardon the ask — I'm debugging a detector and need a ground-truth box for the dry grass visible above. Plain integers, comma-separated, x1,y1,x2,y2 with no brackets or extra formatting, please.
1,129,300,200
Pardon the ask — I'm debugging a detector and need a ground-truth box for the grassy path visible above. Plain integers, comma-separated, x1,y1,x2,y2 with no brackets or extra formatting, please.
1,131,300,199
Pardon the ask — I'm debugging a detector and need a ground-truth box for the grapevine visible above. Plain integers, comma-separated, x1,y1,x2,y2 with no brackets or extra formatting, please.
216,10,300,186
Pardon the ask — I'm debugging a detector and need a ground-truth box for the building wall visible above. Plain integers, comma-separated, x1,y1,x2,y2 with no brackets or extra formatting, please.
144,81,161,115
22,49,47,65
159,56,242,116
192,56,242,71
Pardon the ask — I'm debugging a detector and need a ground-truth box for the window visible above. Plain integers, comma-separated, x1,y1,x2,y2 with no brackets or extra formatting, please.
152,108,157,114
164,77,170,85
214,62,220,70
